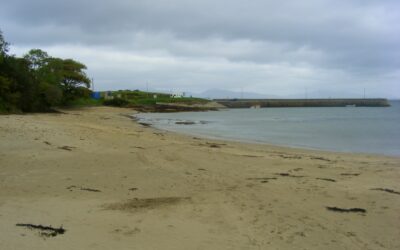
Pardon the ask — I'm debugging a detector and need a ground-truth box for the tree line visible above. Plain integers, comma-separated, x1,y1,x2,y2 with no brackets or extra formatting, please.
0,29,91,113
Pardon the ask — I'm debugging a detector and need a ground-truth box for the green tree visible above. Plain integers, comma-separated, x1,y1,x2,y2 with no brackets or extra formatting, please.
48,58,91,102
39,82,63,106
0,29,92,112
24,49,49,70
0,31,20,112
60,59,91,88
0,29,9,57
1,56,41,112
23,52,91,105
23,49,63,106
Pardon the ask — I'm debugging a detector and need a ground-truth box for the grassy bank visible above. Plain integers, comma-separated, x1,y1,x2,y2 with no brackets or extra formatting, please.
1,90,212,114
101,90,215,112
108,90,208,106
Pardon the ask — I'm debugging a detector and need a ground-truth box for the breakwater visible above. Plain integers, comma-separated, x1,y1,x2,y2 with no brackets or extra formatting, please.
214,98,390,108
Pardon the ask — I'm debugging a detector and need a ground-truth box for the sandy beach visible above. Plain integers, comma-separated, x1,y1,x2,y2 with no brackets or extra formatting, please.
0,106,399,250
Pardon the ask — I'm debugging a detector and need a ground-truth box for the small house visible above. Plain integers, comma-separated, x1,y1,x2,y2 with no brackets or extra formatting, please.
171,92,184,98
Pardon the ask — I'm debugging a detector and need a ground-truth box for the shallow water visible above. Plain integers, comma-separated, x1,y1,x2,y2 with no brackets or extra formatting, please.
136,101,400,156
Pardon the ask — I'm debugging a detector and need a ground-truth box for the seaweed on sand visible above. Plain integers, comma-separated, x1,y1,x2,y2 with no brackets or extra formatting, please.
16,223,66,237
326,207,366,213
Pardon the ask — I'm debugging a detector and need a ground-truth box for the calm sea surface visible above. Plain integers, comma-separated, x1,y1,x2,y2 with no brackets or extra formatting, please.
136,101,400,156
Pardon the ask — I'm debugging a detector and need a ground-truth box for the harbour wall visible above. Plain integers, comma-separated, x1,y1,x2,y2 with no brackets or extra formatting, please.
214,98,390,108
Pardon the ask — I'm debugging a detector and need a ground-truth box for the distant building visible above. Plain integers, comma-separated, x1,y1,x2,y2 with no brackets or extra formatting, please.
171,92,184,98
91,91,101,100
104,91,114,100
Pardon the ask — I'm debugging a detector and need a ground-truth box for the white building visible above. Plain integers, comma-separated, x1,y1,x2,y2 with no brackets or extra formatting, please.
171,92,185,98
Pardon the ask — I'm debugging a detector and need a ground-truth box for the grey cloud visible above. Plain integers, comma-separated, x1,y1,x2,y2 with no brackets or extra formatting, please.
1,0,399,97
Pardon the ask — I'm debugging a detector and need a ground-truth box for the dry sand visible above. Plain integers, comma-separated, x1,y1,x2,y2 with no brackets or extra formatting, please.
0,106,399,250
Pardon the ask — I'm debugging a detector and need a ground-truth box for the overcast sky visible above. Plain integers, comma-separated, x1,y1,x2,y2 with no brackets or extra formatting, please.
1,0,399,98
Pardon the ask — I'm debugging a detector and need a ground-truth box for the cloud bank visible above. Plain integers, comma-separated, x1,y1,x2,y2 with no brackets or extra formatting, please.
1,0,399,98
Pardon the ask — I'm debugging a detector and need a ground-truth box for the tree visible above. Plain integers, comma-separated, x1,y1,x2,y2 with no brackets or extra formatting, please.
0,55,41,112
0,75,17,112
39,82,63,106
24,53,92,104
0,30,9,55
0,28,92,112
24,49,49,70
0,29,9,64
60,59,91,89
49,58,91,102
0,32,21,112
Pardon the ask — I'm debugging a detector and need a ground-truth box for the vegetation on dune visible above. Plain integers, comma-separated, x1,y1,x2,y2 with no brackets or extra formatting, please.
104,90,209,106
101,91,212,112
0,29,92,113
103,97,129,107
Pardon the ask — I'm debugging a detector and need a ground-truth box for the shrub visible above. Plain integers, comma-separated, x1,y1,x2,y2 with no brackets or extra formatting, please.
103,97,129,107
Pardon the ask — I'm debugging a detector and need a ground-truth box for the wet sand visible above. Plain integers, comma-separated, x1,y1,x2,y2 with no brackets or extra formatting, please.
0,106,399,249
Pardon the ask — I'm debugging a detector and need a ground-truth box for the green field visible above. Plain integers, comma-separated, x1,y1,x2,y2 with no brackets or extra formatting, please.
102,90,209,106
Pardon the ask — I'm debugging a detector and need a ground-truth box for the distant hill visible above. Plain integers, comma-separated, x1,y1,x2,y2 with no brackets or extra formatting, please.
192,89,280,99
184,88,391,100
285,90,364,99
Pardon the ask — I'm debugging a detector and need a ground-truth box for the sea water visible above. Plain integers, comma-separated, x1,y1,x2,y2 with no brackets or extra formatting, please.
136,101,400,156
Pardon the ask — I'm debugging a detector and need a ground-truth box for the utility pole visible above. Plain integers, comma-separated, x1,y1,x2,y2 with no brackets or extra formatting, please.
241,87,243,99
363,88,366,99
146,82,149,98
91,78,94,92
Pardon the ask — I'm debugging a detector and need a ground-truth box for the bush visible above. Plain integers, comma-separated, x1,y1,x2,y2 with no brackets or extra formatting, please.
74,86,92,99
40,83,63,106
103,97,129,107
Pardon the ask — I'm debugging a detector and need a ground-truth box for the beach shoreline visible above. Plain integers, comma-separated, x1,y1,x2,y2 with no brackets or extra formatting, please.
135,105,400,158
1,106,399,250
134,115,400,159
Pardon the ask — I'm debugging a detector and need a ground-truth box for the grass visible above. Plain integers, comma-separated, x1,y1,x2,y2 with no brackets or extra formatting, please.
107,90,209,106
